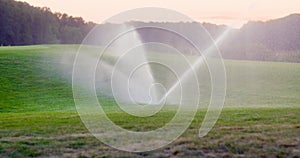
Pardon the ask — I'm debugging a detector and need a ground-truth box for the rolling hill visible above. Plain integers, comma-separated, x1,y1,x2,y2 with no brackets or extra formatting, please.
0,45,299,157
1,45,300,113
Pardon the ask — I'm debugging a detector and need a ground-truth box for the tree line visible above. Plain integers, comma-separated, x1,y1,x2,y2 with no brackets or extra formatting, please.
0,0,95,46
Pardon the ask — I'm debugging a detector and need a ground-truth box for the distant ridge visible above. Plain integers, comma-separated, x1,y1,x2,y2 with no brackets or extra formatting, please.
240,13,300,51
221,13,300,62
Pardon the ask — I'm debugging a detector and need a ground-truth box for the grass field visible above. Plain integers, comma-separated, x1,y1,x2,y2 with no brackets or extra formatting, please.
0,45,299,157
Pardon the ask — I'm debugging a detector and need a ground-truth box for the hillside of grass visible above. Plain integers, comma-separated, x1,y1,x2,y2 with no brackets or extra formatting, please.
0,45,299,157
0,45,78,112
1,45,300,112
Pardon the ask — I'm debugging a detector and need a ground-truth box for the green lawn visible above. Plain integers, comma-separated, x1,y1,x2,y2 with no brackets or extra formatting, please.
0,45,299,157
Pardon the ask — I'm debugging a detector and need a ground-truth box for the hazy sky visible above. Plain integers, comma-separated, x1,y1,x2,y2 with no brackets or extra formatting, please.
17,0,300,28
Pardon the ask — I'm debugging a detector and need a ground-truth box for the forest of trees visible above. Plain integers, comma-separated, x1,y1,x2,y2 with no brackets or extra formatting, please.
0,0,95,45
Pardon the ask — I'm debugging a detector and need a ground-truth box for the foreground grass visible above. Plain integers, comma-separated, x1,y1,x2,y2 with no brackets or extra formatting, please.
0,108,299,157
